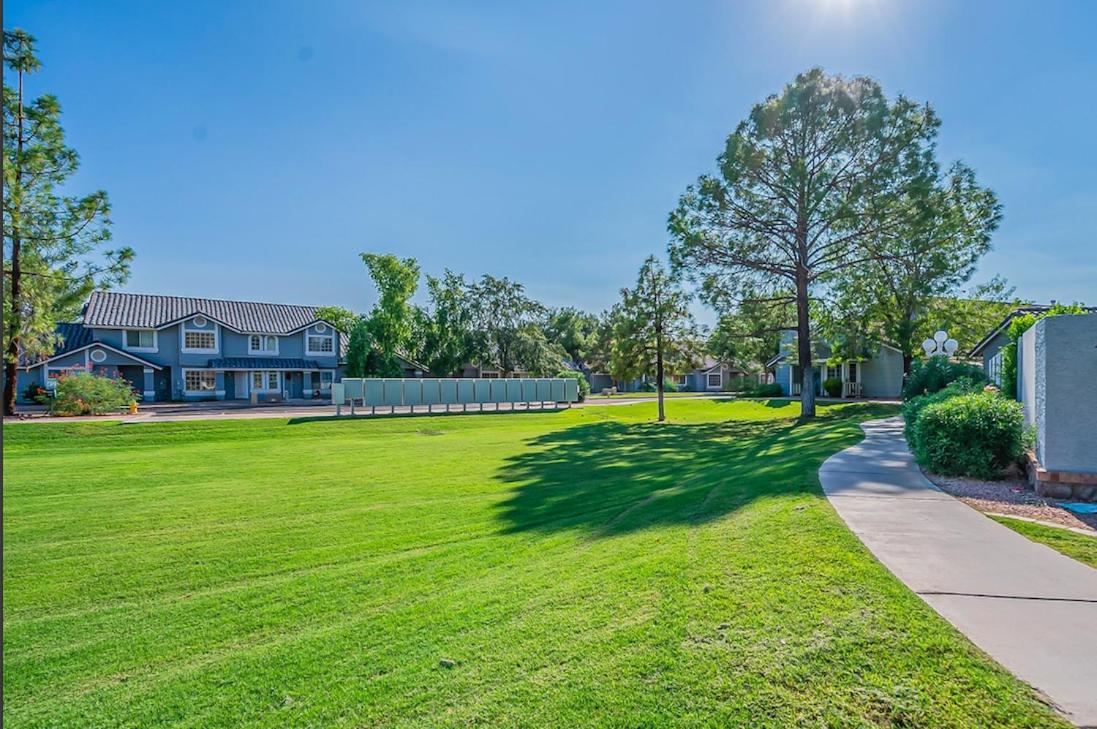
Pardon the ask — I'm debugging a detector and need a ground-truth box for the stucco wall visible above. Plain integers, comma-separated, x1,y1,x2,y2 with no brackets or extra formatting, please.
1022,314,1097,473
860,347,904,398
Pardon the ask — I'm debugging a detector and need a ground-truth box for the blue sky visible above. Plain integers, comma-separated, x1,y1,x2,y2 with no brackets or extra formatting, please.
7,0,1096,318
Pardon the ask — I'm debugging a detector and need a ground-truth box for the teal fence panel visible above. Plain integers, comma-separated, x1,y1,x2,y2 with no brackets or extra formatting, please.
421,379,441,405
564,378,578,402
403,379,423,406
334,377,581,411
383,379,404,406
364,379,384,406
551,379,566,402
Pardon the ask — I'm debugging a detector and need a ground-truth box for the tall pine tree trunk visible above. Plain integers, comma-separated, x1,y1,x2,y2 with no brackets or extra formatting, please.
655,329,665,422
3,61,25,416
795,269,815,419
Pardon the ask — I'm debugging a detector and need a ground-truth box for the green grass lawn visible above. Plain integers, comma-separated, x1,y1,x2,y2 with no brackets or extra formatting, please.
992,515,1097,569
587,391,729,399
3,399,1067,727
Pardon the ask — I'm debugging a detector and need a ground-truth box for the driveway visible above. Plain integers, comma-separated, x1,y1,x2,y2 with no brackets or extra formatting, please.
820,418,1097,726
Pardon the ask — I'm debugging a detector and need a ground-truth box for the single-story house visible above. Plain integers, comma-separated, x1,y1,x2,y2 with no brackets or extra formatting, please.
609,358,750,393
14,291,346,402
767,329,904,398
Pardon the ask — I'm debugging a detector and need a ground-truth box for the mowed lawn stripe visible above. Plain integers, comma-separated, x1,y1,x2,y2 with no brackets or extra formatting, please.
3,400,1068,727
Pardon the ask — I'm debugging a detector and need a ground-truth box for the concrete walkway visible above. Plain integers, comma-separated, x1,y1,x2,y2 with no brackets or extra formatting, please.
820,418,1097,727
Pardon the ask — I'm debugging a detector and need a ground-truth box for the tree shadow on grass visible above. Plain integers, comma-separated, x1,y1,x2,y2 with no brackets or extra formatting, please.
494,403,896,536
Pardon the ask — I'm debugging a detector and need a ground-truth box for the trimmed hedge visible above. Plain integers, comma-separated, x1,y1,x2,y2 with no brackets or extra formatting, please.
822,377,842,397
902,357,986,399
909,391,1024,479
746,382,783,398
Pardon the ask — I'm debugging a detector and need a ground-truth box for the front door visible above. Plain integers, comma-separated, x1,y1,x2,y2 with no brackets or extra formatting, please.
154,368,171,401
286,371,304,399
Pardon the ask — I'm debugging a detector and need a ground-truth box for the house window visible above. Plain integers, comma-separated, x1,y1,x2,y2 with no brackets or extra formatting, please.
707,372,722,388
184,331,215,350
846,362,858,383
45,367,82,388
320,371,333,389
124,329,156,351
251,370,281,391
90,349,107,363
481,370,499,379
827,365,840,380
675,374,688,385
987,351,1003,386
249,334,278,354
306,333,334,354
184,370,216,392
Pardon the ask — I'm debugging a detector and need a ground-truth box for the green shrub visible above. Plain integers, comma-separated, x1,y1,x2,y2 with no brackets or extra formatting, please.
910,391,1024,479
50,372,137,416
639,378,679,393
902,378,984,454
902,357,986,399
556,370,590,402
822,377,842,397
747,382,783,398
23,382,50,404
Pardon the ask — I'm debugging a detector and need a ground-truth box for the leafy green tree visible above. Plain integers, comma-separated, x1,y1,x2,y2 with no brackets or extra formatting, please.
314,305,359,337
669,68,946,418
609,256,700,422
3,29,133,414
469,275,559,376
926,278,1022,355
543,307,600,365
344,318,373,378
359,253,420,377
828,163,1001,372
417,270,477,377
707,294,793,373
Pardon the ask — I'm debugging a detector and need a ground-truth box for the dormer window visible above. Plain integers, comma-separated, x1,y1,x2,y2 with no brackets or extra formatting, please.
248,334,278,354
181,318,218,353
306,327,335,355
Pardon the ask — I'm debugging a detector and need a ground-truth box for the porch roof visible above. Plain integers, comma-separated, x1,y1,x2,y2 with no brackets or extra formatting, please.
207,357,326,371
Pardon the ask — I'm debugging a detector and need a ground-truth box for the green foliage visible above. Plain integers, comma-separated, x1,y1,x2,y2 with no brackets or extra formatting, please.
22,381,48,403
470,275,560,376
999,303,1087,399
746,382,784,398
901,377,984,451
49,371,135,416
823,377,843,397
359,253,420,376
609,256,700,421
555,370,590,402
669,68,952,418
417,270,477,377
909,391,1024,479
313,305,359,336
3,29,133,414
707,294,792,373
902,357,986,399
344,318,372,378
544,307,600,365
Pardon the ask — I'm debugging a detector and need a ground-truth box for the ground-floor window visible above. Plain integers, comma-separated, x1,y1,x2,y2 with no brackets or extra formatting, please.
320,371,333,389
706,372,722,388
827,365,840,380
481,371,499,379
251,370,281,392
675,374,688,386
184,369,217,393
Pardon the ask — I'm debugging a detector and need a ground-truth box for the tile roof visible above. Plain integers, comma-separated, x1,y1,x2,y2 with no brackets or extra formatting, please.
207,358,325,370
83,291,341,334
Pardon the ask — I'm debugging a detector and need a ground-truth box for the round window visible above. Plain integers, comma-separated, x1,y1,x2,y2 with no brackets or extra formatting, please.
193,315,207,327
90,349,107,363
315,323,327,333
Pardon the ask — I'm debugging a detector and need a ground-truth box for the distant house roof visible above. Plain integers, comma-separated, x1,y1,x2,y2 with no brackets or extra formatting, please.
82,291,344,335
968,304,1097,357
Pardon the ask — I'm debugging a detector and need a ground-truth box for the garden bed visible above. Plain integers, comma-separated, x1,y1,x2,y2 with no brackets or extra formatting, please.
924,469,1097,533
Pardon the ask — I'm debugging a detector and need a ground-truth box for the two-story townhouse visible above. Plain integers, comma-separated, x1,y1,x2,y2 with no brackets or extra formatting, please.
15,292,345,402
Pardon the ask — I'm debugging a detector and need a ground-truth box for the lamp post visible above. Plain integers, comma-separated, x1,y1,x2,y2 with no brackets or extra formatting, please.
922,330,959,358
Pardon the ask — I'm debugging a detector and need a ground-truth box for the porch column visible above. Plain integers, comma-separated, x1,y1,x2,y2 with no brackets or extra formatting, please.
215,371,226,400
142,367,155,401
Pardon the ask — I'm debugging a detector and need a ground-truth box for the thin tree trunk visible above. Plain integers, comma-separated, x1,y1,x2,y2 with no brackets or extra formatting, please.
3,60,25,416
795,271,815,419
655,339,665,422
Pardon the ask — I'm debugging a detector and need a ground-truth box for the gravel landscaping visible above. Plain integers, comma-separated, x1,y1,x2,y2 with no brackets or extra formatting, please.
924,469,1097,533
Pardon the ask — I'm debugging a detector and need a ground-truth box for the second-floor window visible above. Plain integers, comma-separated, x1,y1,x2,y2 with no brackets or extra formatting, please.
184,330,216,350
249,335,278,354
306,332,335,354
124,329,156,351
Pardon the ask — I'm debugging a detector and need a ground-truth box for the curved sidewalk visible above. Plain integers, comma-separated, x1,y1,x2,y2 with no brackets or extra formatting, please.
820,418,1097,726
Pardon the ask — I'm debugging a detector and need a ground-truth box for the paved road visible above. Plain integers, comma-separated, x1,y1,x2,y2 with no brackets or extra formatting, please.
820,418,1097,726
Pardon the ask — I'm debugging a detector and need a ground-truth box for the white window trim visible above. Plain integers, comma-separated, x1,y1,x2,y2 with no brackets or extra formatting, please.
182,368,218,394
250,370,282,393
123,328,158,353
180,319,220,354
706,371,723,389
304,329,336,356
247,334,279,355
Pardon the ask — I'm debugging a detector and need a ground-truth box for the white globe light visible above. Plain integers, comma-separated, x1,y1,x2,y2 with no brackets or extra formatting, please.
944,339,958,354
922,339,936,355
934,330,947,343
